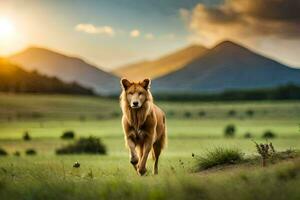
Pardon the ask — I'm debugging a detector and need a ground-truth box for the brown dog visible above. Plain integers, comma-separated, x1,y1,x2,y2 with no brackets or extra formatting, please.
120,78,167,175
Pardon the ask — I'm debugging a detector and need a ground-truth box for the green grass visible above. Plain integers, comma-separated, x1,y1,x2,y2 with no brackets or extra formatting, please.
0,93,300,199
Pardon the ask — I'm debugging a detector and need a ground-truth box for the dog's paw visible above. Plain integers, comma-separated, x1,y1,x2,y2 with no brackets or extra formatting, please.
130,156,138,165
137,167,147,176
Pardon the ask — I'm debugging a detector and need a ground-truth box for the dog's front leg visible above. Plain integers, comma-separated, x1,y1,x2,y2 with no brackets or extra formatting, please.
137,134,153,176
127,136,139,169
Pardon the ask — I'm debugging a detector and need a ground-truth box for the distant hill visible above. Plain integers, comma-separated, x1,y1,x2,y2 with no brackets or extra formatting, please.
8,47,119,94
0,58,94,95
113,45,208,80
153,41,300,93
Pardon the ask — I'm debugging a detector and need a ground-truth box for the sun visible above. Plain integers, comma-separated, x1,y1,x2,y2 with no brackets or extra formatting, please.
0,17,15,39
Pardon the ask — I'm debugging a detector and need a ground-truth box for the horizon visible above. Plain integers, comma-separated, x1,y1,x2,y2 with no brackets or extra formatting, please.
0,0,300,70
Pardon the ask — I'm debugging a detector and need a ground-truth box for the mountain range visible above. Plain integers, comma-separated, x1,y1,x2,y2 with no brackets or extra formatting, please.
6,41,300,94
8,47,119,94
113,45,208,80
152,41,300,93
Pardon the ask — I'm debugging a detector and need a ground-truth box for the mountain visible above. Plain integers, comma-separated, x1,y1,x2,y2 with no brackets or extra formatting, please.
8,47,119,94
113,45,208,80
153,41,300,93
0,58,94,95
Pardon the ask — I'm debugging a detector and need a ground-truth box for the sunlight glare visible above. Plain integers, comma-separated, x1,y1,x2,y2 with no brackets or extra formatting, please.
0,17,15,39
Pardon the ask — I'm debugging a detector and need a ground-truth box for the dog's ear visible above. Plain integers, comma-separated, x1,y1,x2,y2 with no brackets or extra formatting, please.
120,78,132,90
141,78,151,90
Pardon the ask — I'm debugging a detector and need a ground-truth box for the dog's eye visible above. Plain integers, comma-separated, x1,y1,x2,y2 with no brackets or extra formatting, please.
138,92,143,96
128,92,133,95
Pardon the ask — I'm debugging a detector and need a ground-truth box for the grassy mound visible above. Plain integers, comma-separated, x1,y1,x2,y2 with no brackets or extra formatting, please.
56,136,106,155
194,148,244,171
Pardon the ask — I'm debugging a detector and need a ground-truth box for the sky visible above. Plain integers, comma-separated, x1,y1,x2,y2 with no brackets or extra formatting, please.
0,0,299,70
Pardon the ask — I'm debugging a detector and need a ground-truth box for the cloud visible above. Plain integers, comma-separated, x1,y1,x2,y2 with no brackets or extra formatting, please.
186,0,300,45
130,29,140,38
75,24,115,37
145,33,154,40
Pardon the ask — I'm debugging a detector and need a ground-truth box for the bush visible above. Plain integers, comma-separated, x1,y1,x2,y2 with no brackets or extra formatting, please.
14,151,21,156
224,124,236,137
228,110,236,117
246,109,254,117
111,111,120,118
262,130,276,139
198,111,206,117
61,131,75,140
0,148,8,156
56,136,106,155
184,111,192,118
23,131,31,141
25,149,37,155
194,148,244,171
244,132,252,138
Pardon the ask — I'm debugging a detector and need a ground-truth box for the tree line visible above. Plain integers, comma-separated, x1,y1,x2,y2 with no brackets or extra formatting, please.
152,84,300,101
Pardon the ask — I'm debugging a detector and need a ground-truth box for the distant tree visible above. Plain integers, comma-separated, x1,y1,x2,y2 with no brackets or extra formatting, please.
23,131,31,141
184,111,192,118
198,111,206,117
262,131,276,139
61,131,75,140
246,109,254,117
224,124,236,137
25,149,37,155
228,110,236,117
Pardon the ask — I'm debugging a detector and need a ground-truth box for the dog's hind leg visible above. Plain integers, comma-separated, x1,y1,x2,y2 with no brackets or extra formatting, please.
152,141,162,175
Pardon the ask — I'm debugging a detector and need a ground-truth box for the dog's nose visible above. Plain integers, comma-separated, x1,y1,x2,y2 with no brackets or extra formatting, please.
133,102,139,106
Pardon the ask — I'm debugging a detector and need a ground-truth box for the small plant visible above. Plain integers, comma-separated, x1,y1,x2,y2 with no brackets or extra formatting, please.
73,161,80,168
56,136,107,155
23,131,31,141
61,131,75,140
262,130,276,139
0,148,8,156
224,124,236,137
244,132,252,138
254,141,276,167
228,110,236,117
25,149,37,156
194,148,244,171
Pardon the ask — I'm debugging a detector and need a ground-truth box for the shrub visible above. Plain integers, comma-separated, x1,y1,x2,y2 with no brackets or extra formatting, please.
184,111,192,118
25,149,37,155
0,148,8,156
167,110,175,117
198,111,206,117
246,109,254,117
228,110,236,117
224,124,236,137
111,111,120,118
262,130,276,139
194,148,244,171
244,132,252,138
23,131,31,141
61,131,75,140
56,136,106,155
14,151,21,156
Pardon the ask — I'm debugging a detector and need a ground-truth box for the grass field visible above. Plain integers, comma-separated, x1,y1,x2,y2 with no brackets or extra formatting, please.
0,93,299,199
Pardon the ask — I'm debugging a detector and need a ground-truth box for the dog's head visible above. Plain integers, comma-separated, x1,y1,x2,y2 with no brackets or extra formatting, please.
120,78,151,109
